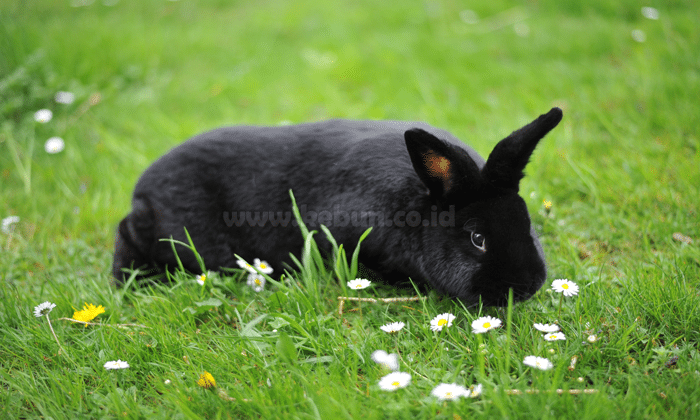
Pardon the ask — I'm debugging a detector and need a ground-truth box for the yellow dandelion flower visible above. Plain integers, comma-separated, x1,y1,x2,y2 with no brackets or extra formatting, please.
72,303,105,326
197,371,217,389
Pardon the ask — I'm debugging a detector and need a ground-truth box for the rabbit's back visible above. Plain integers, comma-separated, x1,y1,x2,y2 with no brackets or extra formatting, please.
121,120,474,277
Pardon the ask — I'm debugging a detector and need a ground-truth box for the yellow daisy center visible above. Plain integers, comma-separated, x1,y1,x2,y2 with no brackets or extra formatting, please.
445,392,453,398
438,319,448,327
483,322,491,328
392,381,400,387
254,278,261,285
355,284,362,288
260,263,267,269
562,284,569,289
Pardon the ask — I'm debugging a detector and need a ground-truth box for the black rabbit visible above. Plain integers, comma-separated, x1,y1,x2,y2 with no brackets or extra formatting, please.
113,107,563,306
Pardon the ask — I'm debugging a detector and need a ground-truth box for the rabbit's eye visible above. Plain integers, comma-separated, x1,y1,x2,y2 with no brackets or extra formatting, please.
471,232,486,252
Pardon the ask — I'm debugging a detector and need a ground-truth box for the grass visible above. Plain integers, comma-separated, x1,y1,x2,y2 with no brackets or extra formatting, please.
1,0,699,418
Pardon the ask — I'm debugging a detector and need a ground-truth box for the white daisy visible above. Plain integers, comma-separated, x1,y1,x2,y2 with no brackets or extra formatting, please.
587,334,598,343
104,360,130,370
1,216,20,234
55,91,76,104
44,137,65,154
195,272,208,286
523,355,554,371
467,383,483,398
347,278,371,290
253,258,273,274
641,6,659,20
631,29,646,43
543,332,566,341
471,315,501,334
237,258,254,272
380,322,405,333
430,383,469,401
551,279,579,297
33,301,56,318
430,313,456,332
371,350,399,371
246,273,266,292
378,371,411,391
34,109,53,123
533,323,560,333
237,258,274,274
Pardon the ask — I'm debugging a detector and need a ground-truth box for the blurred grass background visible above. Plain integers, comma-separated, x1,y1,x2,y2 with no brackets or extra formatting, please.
1,0,699,417
2,0,697,255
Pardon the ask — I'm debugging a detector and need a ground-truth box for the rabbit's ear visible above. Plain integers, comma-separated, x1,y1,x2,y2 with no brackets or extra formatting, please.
482,107,562,191
405,128,481,201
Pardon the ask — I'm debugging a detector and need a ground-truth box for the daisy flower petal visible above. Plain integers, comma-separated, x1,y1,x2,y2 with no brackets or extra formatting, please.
543,332,566,341
246,273,266,292
380,322,405,333
431,383,469,401
104,360,130,370
347,278,371,290
533,323,560,333
641,6,659,20
371,350,399,371
471,315,502,334
430,313,456,332
55,91,75,104
237,258,255,273
468,384,483,398
34,301,56,318
253,258,274,274
551,279,579,297
195,272,208,286
1,216,20,234
44,137,65,154
34,109,52,123
523,355,554,371
378,371,411,391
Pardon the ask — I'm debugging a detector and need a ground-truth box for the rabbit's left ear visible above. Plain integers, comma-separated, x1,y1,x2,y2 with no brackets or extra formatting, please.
405,128,481,202
482,107,563,191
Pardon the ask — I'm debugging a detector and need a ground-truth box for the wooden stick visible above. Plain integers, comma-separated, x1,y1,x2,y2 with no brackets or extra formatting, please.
57,317,149,329
505,389,598,395
337,296,426,315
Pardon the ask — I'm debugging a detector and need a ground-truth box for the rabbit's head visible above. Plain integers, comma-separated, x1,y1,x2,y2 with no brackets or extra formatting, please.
403,108,563,306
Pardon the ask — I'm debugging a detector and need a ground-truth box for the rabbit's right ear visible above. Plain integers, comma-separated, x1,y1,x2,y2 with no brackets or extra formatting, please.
482,107,562,191
405,128,481,203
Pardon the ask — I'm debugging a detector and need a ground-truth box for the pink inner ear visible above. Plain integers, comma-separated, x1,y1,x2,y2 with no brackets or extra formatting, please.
423,151,453,191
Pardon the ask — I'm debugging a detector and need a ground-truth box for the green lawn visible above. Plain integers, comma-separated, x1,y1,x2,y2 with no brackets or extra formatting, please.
1,0,699,418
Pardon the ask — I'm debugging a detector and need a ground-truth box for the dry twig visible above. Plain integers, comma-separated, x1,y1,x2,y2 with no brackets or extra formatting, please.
337,296,426,315
57,318,149,329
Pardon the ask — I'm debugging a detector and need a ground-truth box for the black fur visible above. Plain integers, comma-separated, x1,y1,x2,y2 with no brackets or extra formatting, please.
113,108,563,306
